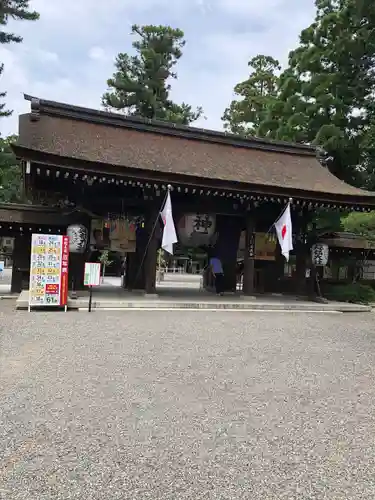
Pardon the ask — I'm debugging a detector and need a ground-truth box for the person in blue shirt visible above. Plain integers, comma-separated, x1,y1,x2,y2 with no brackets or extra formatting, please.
209,254,224,295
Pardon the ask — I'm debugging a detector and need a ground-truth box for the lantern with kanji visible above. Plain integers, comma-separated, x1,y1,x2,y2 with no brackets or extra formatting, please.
311,242,329,266
177,214,216,247
66,224,89,253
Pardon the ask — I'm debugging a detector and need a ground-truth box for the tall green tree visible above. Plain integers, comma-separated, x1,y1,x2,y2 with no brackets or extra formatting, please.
360,101,375,190
0,135,21,202
0,0,39,44
259,0,375,186
342,211,375,241
103,24,203,125
222,55,281,137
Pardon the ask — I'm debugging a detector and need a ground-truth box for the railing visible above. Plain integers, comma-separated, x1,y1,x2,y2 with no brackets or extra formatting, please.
164,267,185,273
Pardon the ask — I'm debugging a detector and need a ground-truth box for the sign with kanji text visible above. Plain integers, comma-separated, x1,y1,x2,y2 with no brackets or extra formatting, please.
84,262,101,286
29,234,69,307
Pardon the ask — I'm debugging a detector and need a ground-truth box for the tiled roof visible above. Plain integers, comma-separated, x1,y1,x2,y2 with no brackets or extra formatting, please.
14,95,375,204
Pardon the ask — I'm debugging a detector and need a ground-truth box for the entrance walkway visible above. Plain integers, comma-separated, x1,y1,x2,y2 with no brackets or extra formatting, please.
16,272,372,312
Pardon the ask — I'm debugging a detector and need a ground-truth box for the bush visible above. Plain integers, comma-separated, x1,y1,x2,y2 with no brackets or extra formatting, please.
324,283,375,304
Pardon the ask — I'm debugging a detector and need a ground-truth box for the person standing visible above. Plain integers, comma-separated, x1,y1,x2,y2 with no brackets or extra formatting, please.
209,254,225,295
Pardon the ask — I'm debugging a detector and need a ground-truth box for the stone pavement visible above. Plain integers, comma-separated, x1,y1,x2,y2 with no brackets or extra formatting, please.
1,304,375,499
13,272,374,312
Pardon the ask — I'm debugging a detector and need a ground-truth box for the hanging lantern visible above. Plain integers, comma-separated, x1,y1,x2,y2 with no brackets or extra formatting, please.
177,214,216,247
311,242,329,266
66,224,88,253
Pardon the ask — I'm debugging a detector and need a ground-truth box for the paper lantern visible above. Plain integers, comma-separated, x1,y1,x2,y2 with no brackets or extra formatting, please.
177,214,216,247
311,243,329,266
67,224,88,253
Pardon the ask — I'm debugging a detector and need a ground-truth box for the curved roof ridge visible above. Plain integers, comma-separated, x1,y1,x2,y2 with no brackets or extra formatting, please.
23,94,317,157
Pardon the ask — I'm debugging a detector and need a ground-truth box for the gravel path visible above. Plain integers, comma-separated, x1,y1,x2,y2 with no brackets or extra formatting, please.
1,305,375,499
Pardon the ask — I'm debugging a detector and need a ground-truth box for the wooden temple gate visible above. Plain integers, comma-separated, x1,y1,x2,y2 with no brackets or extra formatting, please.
8,94,375,297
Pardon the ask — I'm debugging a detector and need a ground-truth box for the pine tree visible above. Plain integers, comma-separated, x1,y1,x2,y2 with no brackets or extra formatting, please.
0,135,21,202
0,0,39,44
103,24,203,125
222,55,281,137
259,0,375,185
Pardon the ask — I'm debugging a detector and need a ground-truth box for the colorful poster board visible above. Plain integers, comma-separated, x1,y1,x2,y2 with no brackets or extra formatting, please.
29,234,69,308
84,262,101,286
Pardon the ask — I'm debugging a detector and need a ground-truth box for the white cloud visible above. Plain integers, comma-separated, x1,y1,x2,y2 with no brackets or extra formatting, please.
34,49,59,63
88,47,107,62
0,0,317,137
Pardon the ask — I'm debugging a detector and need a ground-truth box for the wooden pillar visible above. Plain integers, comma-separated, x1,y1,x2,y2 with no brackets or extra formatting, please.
123,254,131,288
126,226,147,291
243,212,255,295
214,215,243,292
126,209,160,292
307,222,318,298
144,210,159,295
11,233,32,293
294,211,309,296
69,254,87,291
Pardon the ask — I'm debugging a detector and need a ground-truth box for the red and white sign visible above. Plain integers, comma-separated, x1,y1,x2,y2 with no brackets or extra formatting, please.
29,234,69,307
60,235,69,306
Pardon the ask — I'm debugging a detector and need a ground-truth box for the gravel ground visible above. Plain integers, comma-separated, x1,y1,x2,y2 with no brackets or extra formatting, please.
1,304,375,499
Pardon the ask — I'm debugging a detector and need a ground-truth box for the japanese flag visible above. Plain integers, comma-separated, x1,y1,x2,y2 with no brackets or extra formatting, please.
160,191,178,254
274,202,293,261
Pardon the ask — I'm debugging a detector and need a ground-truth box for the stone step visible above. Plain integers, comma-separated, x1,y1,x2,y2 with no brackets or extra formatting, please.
15,293,372,313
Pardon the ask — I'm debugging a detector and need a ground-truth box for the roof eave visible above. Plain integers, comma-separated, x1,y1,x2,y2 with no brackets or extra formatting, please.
12,144,375,208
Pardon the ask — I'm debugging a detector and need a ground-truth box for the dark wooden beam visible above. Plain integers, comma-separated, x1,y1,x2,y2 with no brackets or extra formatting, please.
0,203,74,226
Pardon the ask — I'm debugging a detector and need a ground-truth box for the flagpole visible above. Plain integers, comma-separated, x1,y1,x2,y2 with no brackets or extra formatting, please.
130,185,170,291
266,197,293,235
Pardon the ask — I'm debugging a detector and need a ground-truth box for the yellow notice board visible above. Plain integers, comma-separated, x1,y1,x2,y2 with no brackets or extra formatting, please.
255,233,277,261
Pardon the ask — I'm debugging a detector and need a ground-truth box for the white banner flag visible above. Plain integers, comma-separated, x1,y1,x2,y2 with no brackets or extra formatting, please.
160,191,177,254
274,202,293,261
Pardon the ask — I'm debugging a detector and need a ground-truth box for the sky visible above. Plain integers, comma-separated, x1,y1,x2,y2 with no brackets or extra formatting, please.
0,0,316,137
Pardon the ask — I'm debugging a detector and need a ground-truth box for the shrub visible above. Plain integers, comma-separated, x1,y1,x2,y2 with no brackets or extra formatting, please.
324,283,375,304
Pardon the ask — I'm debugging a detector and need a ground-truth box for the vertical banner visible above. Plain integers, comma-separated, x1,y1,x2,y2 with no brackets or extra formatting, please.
29,234,69,308
60,235,69,306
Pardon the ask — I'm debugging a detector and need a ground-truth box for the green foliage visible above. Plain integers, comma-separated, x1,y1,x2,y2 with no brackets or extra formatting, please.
0,0,39,44
341,211,375,241
263,0,375,184
313,208,345,232
0,135,21,202
222,55,281,136
323,283,375,304
98,250,113,267
224,0,375,188
361,102,375,190
103,24,203,125
157,248,167,268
